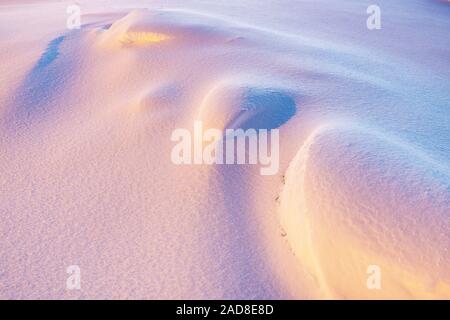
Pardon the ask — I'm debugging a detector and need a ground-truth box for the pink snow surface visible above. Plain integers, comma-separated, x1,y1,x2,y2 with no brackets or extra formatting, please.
0,0,449,299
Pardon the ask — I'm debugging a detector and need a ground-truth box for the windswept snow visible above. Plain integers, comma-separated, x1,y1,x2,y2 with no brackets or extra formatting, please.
0,0,449,299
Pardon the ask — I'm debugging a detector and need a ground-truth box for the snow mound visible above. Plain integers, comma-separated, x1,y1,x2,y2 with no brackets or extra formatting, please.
198,79,297,131
279,122,450,299
97,9,232,49
134,83,181,114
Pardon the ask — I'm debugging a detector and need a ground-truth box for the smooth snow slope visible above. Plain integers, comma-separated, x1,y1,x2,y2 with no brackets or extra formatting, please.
0,0,449,299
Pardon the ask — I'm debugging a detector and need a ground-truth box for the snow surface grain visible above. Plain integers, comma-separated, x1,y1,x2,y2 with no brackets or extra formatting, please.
0,0,449,299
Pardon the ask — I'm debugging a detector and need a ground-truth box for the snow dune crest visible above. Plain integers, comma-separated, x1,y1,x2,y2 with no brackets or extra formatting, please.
279,122,450,299
1,0,449,299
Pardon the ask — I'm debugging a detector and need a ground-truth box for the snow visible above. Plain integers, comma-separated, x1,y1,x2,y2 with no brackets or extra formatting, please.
0,0,449,299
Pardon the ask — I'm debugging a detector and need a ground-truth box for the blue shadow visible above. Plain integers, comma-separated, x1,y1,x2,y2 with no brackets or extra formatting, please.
227,88,297,130
35,36,65,69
